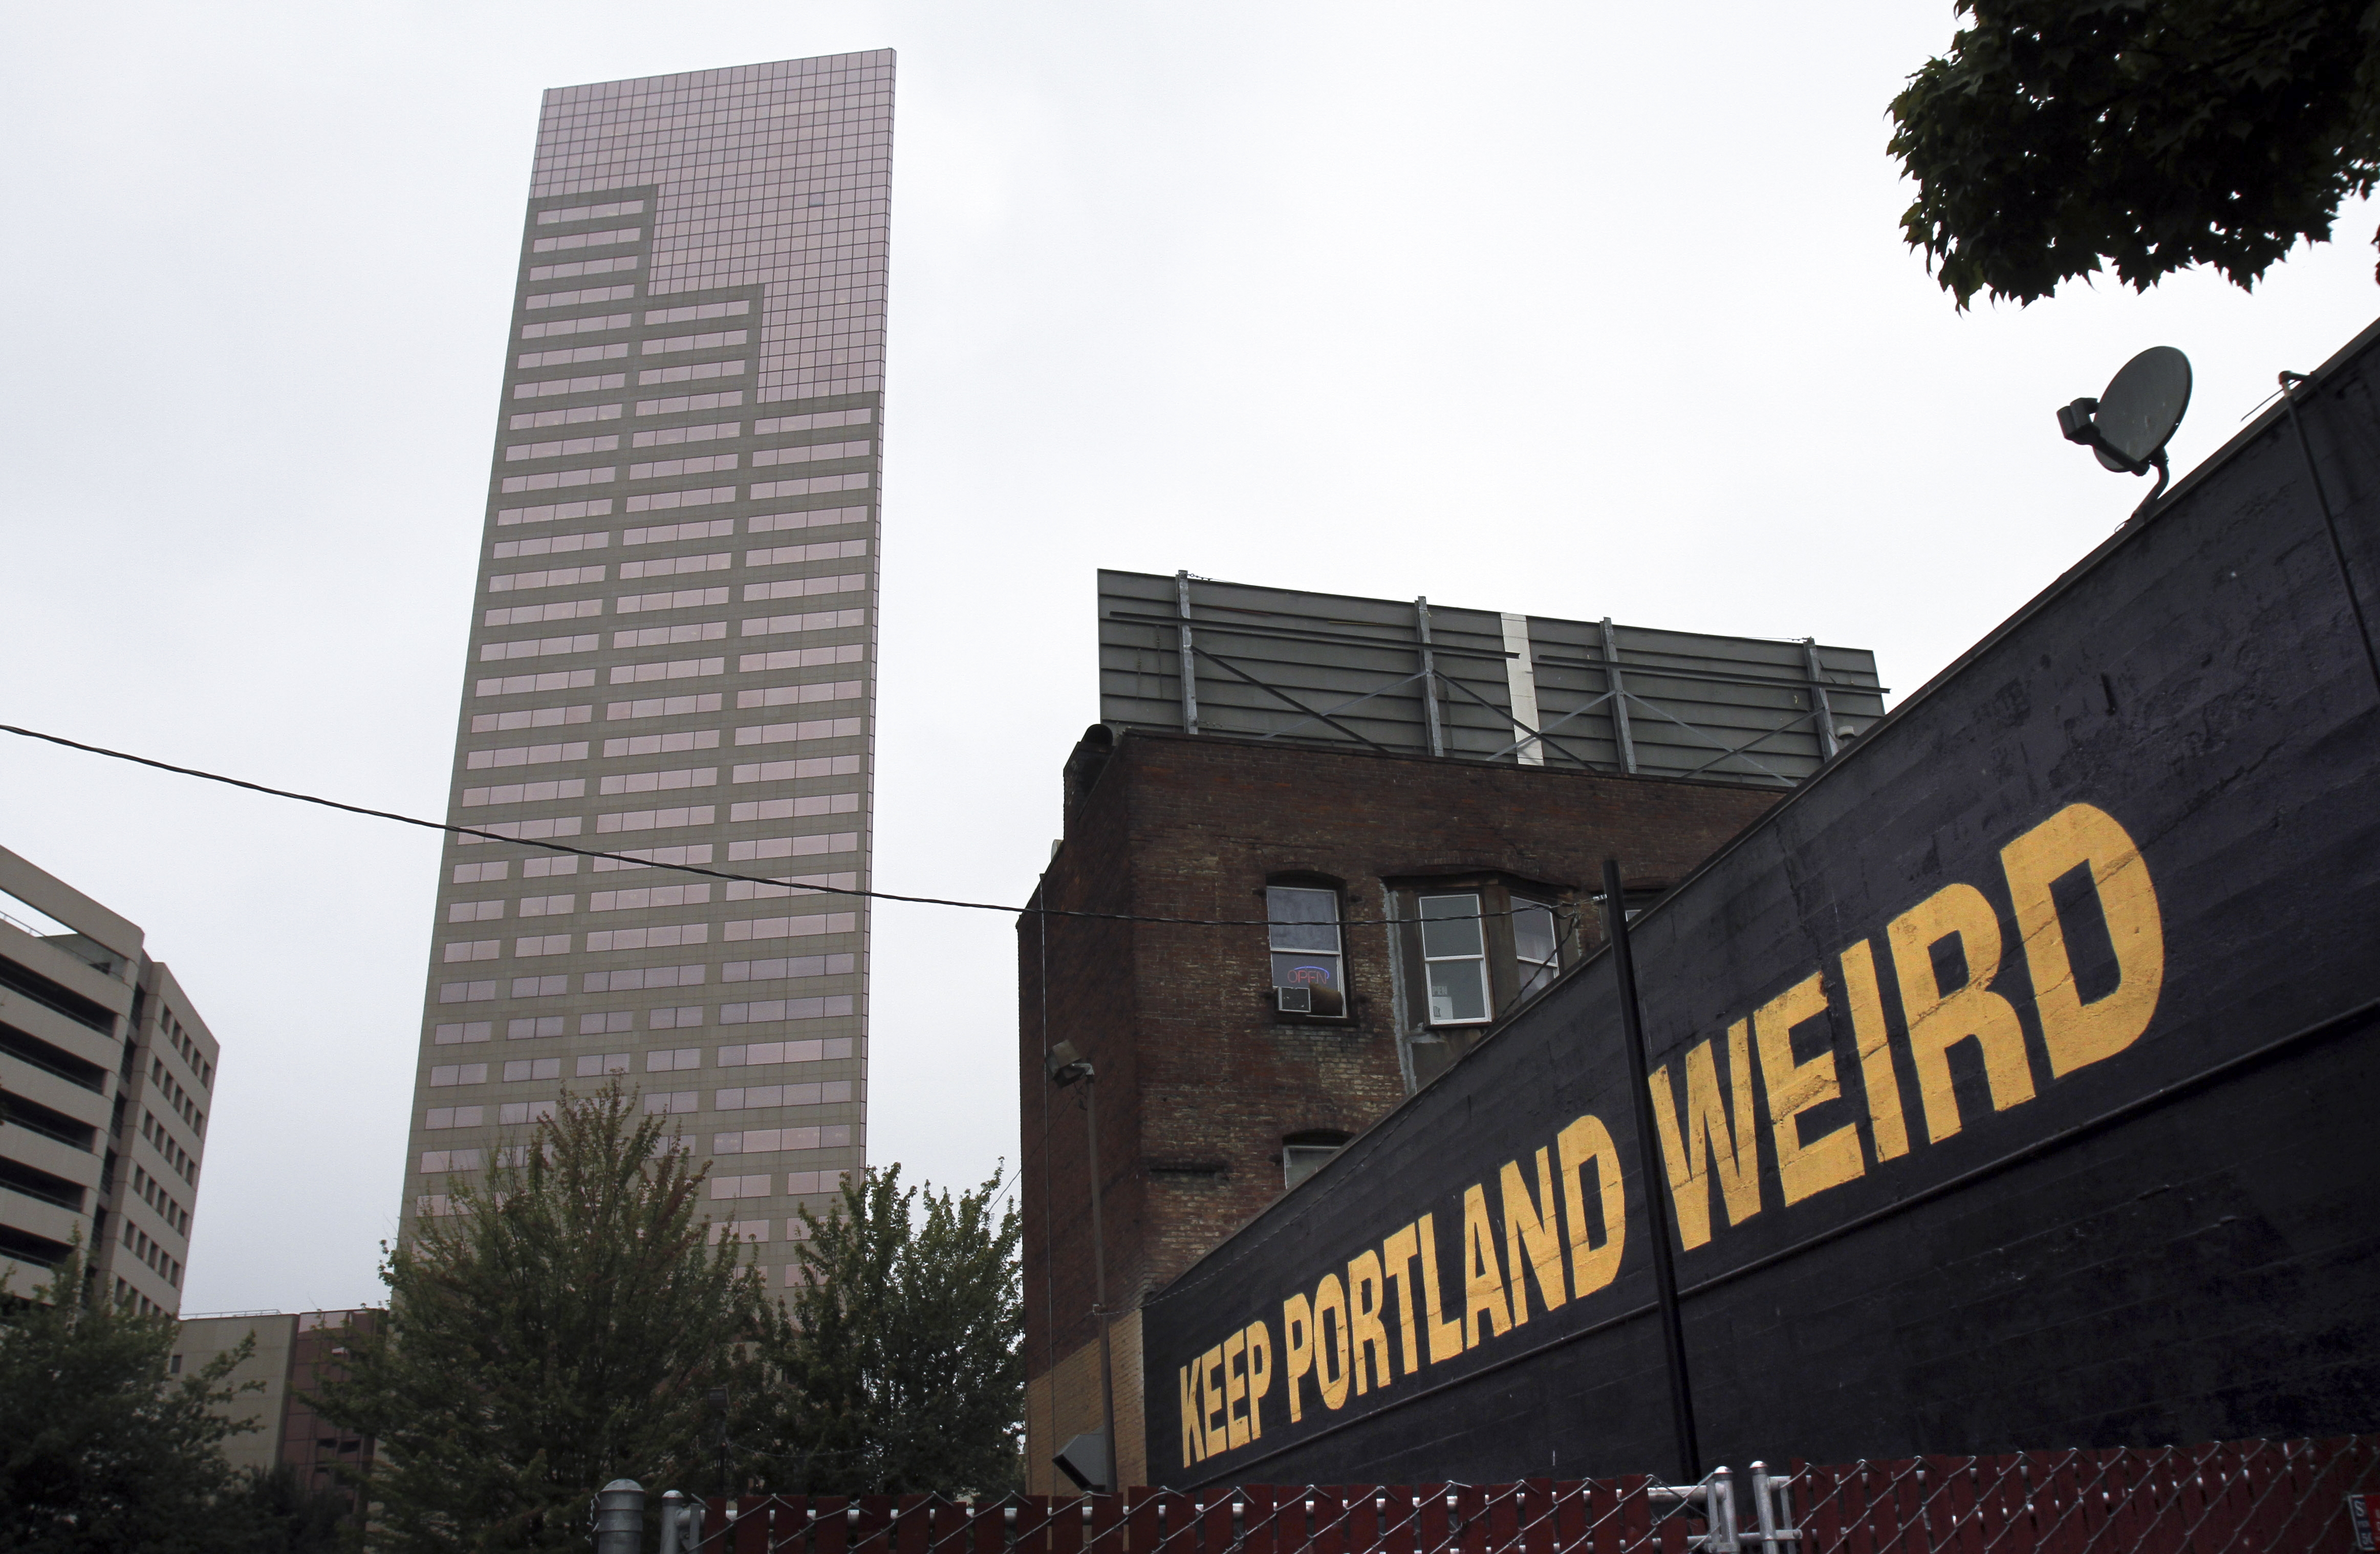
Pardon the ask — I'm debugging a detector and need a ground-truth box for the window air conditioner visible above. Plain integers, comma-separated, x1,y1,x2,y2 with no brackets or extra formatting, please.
1276,987,1313,1014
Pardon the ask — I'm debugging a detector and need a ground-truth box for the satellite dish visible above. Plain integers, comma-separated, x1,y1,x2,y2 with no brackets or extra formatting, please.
2057,345,2192,518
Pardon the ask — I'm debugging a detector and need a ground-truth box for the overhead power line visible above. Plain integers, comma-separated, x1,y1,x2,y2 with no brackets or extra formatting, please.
0,720,1589,933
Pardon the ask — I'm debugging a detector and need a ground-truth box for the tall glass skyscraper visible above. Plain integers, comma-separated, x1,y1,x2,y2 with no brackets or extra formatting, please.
399,52,892,1285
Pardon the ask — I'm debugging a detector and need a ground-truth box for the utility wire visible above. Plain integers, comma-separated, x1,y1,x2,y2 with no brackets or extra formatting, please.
0,721,1589,931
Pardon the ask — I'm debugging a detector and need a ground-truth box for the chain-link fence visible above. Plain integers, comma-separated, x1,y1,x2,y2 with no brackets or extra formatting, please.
641,1436,2374,1554
1784,1438,2378,1554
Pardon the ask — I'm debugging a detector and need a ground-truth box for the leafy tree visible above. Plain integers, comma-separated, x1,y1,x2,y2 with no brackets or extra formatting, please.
316,1085,770,1552
221,1464,353,1554
0,1247,255,1553
1888,0,2380,305
754,1165,1023,1496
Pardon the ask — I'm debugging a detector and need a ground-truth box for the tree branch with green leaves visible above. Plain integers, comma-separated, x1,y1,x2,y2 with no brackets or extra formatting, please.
317,1085,772,1553
752,1164,1024,1498
1889,0,2380,305
1,1246,339,1554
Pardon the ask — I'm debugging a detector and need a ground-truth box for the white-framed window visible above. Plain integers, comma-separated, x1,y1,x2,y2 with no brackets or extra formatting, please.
1514,896,1562,1000
1266,885,1347,1017
1418,894,1492,1024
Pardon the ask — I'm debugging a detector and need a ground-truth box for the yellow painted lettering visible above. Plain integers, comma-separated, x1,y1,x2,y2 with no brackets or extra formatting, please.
1222,1329,1250,1450
1381,1223,1424,1375
1312,1272,1352,1410
1179,1364,1204,1467
1414,1213,1465,1364
1499,1148,1568,1324
1646,1022,1762,1250
1753,973,1866,1205
1201,1344,1228,1448
1555,1113,1626,1297
1461,1183,1512,1347
1887,881,2037,1142
1838,940,1910,1161
1244,1320,1272,1440
1346,1250,1391,1395
2000,803,2165,1077
1281,1292,1313,1423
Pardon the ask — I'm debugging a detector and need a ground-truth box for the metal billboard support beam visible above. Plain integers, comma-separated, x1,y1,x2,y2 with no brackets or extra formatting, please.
1600,618,1640,774
1247,668,1431,747
1603,858,1700,1484
1801,639,1839,761
1442,671,1598,768
1416,596,1445,758
1175,571,1200,735
1195,645,1399,754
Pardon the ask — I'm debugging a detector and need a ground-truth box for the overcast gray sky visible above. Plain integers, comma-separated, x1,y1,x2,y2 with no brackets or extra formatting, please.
3,2,2372,1315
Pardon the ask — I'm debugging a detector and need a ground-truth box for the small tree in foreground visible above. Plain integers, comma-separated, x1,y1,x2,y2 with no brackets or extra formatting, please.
229,1465,354,1554
318,1086,769,1552
755,1165,1023,1496
0,1248,253,1553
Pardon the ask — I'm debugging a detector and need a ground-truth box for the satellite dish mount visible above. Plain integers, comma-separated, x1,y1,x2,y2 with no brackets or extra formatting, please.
2057,346,2192,522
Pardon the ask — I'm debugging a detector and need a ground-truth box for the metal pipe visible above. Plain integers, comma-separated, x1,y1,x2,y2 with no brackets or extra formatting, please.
1036,894,1059,1494
591,1479,644,1554
1747,1461,1799,1554
1600,620,1639,774
659,1489,698,1554
2128,448,2172,522
706,1385,731,1501
1799,641,1838,761
1416,597,1445,758
1084,1075,1121,1492
1175,571,1200,735
1602,858,1699,1482
1712,1467,1740,1554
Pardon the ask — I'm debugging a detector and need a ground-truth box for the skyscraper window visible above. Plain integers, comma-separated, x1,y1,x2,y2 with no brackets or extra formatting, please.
397,52,890,1268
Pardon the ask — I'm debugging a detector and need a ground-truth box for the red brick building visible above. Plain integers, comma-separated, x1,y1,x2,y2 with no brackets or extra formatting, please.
1016,726,1782,1490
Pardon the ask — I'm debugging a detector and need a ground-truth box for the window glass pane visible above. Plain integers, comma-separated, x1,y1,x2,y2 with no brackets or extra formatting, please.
1418,894,1484,958
1513,899,1557,965
1514,897,1560,998
1284,1144,1340,1189
1271,951,1343,992
1420,893,1490,1023
1426,959,1490,1023
1266,886,1341,953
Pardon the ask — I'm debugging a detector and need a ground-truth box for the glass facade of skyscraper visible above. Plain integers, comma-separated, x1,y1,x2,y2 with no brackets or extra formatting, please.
398,51,892,1284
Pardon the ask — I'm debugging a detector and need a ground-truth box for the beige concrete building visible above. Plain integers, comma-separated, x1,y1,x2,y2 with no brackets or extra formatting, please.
174,1309,379,1493
176,1312,298,1473
0,843,219,1315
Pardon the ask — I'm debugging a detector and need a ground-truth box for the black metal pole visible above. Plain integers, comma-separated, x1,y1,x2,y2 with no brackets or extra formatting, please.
705,1384,731,1503
1603,858,1702,1483
1083,1077,1120,1493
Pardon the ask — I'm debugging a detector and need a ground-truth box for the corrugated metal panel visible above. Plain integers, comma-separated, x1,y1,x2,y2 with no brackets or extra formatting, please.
1098,570,1887,786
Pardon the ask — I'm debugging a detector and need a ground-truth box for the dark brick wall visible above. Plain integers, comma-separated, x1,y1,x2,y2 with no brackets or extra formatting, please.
1016,730,1779,1394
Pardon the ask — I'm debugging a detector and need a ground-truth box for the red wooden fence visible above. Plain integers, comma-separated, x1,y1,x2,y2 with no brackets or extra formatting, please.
697,1436,2377,1554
